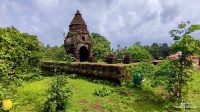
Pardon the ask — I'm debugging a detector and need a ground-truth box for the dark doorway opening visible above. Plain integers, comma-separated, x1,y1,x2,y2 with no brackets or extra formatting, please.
79,46,89,62
82,36,85,41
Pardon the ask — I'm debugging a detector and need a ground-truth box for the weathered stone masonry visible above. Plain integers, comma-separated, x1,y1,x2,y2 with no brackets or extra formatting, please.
64,10,93,62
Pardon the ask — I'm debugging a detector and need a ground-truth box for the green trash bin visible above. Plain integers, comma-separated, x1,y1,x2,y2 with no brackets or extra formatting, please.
132,73,142,87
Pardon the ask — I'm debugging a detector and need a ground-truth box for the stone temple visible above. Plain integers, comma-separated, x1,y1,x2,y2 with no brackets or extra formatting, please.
64,10,93,62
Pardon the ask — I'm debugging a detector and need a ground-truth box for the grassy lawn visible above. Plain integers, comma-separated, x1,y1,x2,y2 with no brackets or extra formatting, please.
13,78,52,112
12,71,200,112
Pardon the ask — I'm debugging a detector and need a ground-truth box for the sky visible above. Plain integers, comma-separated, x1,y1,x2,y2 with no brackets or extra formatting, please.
1,0,200,49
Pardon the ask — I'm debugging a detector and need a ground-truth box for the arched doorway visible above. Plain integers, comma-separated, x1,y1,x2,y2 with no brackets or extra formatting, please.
79,46,89,62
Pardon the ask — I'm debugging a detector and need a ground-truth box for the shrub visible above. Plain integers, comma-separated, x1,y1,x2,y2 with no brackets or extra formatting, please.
94,87,112,97
0,26,44,78
43,75,72,112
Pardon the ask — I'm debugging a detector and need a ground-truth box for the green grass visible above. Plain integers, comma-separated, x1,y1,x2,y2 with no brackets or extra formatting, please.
66,77,166,112
10,71,200,112
43,60,139,66
13,77,52,112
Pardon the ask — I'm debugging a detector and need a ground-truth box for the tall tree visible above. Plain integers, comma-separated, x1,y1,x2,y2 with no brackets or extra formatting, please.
134,41,141,46
160,43,170,58
151,21,200,99
91,33,111,60
46,44,51,48
150,43,162,59
169,21,200,98
126,45,153,61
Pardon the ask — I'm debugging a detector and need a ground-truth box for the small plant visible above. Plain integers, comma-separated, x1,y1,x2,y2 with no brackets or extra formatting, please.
94,87,112,97
43,75,72,112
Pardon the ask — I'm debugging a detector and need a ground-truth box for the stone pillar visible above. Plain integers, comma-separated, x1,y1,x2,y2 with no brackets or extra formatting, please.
106,54,117,64
123,54,133,64
88,44,92,58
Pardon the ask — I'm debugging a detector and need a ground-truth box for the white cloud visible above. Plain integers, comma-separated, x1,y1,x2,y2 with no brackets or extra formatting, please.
127,11,142,26
31,0,59,13
0,3,7,13
1,0,200,48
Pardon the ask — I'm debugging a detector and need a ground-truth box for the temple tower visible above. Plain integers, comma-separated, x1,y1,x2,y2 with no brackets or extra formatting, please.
64,10,93,62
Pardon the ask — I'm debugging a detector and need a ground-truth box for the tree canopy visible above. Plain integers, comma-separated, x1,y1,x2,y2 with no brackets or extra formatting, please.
126,45,153,61
150,21,200,98
91,33,111,60
0,26,44,77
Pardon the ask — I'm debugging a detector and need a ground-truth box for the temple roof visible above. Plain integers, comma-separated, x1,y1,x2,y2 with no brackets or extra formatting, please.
70,10,86,25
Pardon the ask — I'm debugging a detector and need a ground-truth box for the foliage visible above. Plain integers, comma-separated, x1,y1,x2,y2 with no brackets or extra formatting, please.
160,43,171,59
150,21,200,99
126,45,153,61
91,33,111,60
168,21,200,98
94,86,113,97
11,72,200,112
43,45,73,112
150,43,162,59
127,62,155,77
0,75,23,112
149,59,194,97
126,62,155,88
0,26,44,78
0,26,45,112
43,44,69,61
43,75,72,112
143,43,170,60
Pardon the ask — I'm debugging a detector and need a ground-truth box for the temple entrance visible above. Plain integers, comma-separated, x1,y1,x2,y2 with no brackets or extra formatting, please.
79,46,89,62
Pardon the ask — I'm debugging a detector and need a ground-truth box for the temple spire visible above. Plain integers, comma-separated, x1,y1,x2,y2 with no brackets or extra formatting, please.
75,10,81,15
70,10,86,25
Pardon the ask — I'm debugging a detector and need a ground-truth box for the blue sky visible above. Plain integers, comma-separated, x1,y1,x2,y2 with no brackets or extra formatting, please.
1,0,200,49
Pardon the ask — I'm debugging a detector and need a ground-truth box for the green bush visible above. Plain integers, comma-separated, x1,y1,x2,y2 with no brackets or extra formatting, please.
0,26,44,78
43,75,72,112
94,87,112,97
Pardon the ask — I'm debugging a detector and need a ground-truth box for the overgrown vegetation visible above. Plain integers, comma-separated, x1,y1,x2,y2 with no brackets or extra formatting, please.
91,33,111,60
168,21,200,98
0,26,44,112
0,26,44,77
43,75,72,112
9,72,200,111
1,21,200,112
